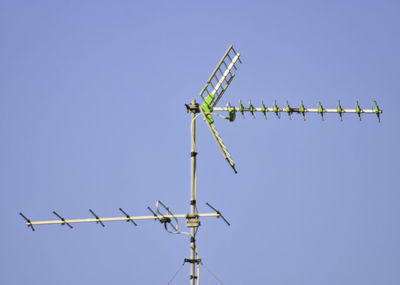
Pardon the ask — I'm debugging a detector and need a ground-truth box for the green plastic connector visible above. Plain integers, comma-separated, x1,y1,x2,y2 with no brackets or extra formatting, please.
228,108,236,122
356,101,361,121
285,101,292,120
337,103,342,114
249,101,255,117
300,100,306,120
318,103,323,113
201,93,215,124
373,101,381,122
318,102,324,120
374,105,380,115
273,100,279,118
261,101,267,119
227,102,236,122
337,100,343,121
285,103,290,113
239,100,245,118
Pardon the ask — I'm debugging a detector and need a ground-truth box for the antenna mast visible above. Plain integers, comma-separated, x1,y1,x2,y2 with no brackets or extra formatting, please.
189,99,200,284
21,45,382,285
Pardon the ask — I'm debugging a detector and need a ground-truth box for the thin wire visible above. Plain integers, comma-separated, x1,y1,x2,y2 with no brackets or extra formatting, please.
195,247,200,285
213,112,228,120
166,262,185,285
201,261,225,285
194,204,199,236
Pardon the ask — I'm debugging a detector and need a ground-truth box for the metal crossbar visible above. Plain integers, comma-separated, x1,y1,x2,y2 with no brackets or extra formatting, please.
22,212,220,227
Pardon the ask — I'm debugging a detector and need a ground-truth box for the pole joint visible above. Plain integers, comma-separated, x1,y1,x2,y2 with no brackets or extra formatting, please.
185,258,202,264
186,214,200,227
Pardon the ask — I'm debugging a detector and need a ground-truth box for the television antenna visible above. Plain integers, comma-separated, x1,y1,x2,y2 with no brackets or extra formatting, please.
20,45,382,285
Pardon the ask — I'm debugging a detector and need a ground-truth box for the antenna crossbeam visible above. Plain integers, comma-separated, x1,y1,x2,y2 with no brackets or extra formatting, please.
213,107,381,114
24,212,220,227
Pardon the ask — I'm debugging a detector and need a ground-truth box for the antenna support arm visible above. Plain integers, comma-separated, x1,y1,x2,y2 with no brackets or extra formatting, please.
21,212,220,227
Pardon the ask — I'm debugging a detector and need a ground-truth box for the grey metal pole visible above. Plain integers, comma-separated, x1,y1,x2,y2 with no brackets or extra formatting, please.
190,99,198,285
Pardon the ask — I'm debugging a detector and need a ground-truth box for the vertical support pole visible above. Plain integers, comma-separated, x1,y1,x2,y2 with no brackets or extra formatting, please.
190,99,198,285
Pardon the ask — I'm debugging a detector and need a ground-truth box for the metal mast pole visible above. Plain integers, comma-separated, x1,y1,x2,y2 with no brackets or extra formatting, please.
189,99,198,285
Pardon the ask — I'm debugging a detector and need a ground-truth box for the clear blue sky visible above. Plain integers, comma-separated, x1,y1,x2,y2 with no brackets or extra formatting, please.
1,1,399,284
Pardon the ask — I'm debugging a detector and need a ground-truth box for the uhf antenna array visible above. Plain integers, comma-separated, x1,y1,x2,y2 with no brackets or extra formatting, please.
21,45,382,285
214,99,381,121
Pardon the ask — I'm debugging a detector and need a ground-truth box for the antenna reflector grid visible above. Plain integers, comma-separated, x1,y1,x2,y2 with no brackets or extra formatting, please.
199,45,241,107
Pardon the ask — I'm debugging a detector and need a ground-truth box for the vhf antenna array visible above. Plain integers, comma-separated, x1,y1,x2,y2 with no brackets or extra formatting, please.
21,45,382,285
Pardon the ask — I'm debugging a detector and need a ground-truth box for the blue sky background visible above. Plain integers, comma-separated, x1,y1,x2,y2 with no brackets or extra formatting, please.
1,1,399,284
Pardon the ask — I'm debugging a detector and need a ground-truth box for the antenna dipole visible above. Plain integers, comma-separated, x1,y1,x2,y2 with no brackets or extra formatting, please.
21,45,382,285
